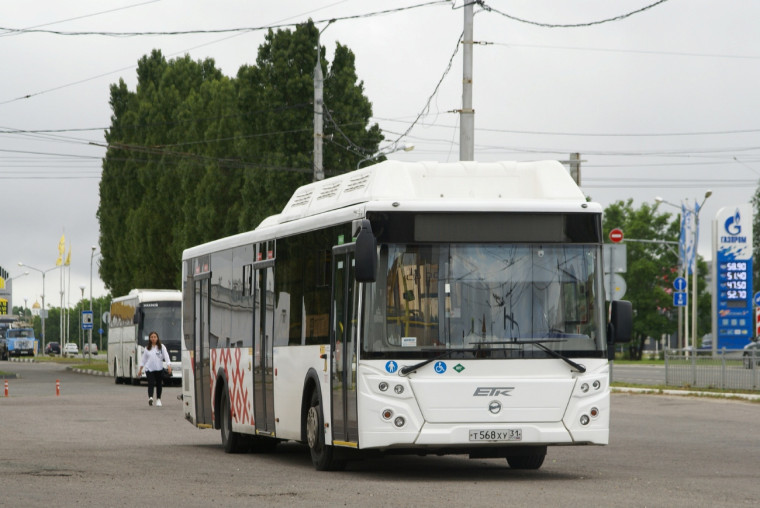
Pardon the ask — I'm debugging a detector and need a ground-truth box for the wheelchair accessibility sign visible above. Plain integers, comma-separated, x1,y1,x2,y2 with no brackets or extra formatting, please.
434,361,447,374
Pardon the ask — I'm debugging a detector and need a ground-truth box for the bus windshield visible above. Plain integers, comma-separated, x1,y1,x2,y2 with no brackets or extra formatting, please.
138,302,181,346
364,243,606,357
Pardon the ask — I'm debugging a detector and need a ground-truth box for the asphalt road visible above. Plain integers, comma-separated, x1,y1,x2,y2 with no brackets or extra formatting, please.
0,361,758,508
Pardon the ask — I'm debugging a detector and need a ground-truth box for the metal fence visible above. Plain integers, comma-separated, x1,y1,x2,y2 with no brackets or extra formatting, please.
664,349,760,391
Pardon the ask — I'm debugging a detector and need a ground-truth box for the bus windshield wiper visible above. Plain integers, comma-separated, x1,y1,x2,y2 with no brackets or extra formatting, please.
511,339,586,373
399,349,469,376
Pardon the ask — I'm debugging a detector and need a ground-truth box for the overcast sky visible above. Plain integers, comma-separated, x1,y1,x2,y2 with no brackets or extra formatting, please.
2,0,759,311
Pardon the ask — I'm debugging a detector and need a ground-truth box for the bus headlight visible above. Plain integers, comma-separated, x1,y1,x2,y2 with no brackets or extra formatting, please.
394,416,406,428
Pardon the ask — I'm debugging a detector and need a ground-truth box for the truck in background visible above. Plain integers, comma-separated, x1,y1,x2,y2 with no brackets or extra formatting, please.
5,325,38,357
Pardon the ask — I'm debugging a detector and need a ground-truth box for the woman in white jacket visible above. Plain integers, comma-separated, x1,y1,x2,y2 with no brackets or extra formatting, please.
137,331,172,406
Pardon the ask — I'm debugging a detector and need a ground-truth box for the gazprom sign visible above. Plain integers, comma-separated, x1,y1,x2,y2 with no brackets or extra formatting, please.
715,204,753,349
0,265,11,316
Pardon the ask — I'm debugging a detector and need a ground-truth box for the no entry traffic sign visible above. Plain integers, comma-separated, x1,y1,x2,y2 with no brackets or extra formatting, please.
609,228,624,243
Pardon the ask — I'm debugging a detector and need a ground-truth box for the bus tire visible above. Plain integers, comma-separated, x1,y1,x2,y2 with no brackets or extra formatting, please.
130,360,140,385
306,389,344,471
506,450,546,470
220,389,245,453
114,360,123,384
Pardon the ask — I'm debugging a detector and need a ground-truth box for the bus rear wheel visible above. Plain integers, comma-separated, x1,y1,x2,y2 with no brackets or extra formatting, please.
220,389,246,453
306,390,344,471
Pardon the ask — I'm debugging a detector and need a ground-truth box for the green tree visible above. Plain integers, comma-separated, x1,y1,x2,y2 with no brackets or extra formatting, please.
99,51,230,293
603,200,710,359
237,22,383,229
751,187,760,287
12,305,30,323
99,22,382,294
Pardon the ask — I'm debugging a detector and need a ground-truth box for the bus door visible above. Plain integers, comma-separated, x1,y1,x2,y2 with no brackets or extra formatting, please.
194,275,212,425
331,244,359,445
253,261,276,435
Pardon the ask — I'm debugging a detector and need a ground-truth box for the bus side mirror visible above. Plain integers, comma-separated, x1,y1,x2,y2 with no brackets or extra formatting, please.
354,219,377,283
608,300,632,344
133,310,143,326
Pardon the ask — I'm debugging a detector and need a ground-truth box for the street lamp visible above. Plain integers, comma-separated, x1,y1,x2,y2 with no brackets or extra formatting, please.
89,246,99,361
691,191,712,353
79,284,86,351
655,196,686,349
655,191,712,352
357,143,415,169
5,271,29,282
18,262,57,354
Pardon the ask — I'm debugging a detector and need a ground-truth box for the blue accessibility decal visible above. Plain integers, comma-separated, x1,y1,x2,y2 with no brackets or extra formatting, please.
434,361,447,374
385,360,398,374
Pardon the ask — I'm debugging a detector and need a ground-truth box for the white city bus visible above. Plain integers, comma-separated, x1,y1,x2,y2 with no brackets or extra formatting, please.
108,289,182,385
180,160,631,470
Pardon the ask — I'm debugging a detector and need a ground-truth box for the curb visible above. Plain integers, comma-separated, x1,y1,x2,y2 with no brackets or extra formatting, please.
613,386,760,401
5,357,108,377
69,367,108,376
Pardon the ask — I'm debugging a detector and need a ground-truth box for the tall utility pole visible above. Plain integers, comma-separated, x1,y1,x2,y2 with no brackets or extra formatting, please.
459,2,474,161
89,247,97,361
313,22,333,182
313,47,325,181
569,153,582,185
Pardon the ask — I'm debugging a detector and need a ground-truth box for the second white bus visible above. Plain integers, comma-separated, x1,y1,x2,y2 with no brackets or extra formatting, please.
108,289,182,385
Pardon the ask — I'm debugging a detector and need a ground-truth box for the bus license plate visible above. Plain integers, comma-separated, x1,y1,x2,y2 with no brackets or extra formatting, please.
469,429,522,442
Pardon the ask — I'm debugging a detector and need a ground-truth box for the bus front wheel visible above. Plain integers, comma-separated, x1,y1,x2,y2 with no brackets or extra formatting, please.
506,448,546,470
306,389,344,471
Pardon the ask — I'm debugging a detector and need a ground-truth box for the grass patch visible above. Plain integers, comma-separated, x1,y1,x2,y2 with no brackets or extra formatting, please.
34,355,90,364
71,360,108,372
28,355,109,372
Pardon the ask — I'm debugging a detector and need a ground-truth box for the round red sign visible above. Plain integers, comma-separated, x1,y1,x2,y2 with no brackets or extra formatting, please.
609,228,623,243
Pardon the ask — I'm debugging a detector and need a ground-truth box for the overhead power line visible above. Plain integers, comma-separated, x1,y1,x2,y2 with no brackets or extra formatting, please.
0,1,451,37
383,30,463,151
0,0,161,39
480,0,671,28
